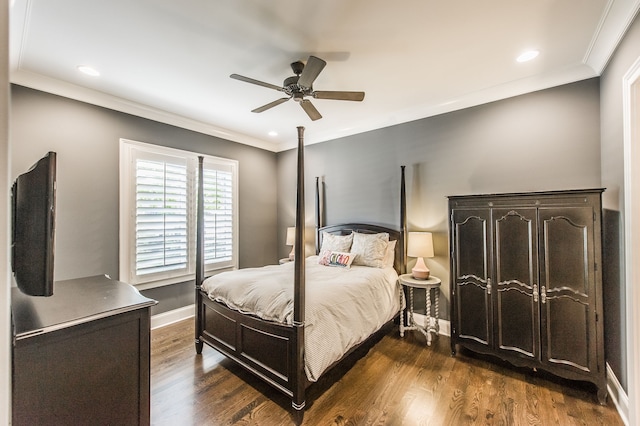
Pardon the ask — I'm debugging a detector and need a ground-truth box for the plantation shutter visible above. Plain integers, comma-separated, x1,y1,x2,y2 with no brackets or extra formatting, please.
135,156,189,277
120,139,238,287
202,162,235,269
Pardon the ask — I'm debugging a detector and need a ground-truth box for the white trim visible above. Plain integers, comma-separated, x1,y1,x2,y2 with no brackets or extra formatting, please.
151,304,195,330
608,363,630,425
623,55,640,426
9,69,280,152
412,313,451,337
119,138,239,289
150,307,453,337
583,0,640,73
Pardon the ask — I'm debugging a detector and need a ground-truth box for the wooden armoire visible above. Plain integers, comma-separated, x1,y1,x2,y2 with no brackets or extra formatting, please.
448,189,607,403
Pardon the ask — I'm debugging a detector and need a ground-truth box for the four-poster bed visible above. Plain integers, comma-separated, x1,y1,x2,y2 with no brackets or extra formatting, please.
194,126,408,421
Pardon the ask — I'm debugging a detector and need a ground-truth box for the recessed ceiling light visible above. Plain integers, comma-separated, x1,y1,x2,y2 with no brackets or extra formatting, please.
516,50,539,63
77,65,100,77
268,131,278,137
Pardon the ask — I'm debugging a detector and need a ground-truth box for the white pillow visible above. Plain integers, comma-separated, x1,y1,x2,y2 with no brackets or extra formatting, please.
318,250,356,268
351,232,389,268
320,231,353,253
383,239,397,268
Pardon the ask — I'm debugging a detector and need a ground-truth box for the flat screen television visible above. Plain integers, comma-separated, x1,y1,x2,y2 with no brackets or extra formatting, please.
11,151,57,296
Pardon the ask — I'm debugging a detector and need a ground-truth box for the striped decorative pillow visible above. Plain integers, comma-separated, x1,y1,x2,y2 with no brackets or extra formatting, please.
318,250,356,268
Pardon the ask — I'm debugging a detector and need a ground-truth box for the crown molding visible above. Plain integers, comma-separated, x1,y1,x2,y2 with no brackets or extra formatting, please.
10,70,280,152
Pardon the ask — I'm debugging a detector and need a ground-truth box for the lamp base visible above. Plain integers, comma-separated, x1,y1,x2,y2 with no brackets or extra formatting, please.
411,257,430,280
411,269,430,280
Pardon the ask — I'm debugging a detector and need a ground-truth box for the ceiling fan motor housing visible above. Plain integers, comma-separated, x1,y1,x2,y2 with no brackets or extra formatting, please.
284,75,311,99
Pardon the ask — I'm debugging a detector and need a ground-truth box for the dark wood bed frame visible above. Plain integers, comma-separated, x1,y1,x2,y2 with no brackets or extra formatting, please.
194,127,407,422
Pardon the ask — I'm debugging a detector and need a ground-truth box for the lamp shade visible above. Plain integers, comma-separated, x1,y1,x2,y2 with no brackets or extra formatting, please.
286,227,296,246
407,232,434,258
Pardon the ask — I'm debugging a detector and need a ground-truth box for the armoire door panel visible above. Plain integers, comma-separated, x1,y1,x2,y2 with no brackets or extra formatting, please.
494,209,537,284
457,282,490,344
452,209,491,346
454,212,489,281
539,207,593,297
544,296,590,372
538,206,595,372
493,208,539,359
496,287,535,356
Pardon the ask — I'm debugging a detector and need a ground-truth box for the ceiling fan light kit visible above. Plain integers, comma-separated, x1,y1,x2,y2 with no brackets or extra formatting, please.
230,55,365,121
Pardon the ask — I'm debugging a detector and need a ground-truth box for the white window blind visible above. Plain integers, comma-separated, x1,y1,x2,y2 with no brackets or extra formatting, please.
119,139,238,288
202,167,234,265
135,158,188,276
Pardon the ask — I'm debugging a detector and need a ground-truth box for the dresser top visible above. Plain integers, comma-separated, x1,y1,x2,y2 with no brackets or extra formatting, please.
12,274,157,340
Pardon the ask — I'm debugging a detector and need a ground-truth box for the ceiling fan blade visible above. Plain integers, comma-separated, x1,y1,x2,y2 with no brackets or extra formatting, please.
251,97,290,113
300,99,322,121
230,74,284,92
313,91,365,101
297,56,326,89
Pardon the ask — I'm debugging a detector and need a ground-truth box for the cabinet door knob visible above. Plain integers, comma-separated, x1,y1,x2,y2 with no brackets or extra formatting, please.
541,286,547,304
533,284,539,303
487,278,492,295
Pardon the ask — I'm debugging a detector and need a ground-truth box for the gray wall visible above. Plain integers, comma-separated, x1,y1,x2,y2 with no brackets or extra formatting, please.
599,10,640,392
10,85,278,314
277,78,602,326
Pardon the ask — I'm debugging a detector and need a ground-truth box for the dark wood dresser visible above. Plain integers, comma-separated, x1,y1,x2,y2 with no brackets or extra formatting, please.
448,189,606,403
11,275,157,425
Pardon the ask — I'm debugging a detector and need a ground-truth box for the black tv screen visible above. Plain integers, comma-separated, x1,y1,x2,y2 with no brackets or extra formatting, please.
11,152,57,296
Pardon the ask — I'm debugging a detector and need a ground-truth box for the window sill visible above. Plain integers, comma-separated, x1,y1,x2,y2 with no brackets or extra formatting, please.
133,266,237,291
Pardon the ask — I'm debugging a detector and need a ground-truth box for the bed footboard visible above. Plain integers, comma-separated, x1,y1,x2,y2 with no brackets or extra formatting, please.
198,291,304,398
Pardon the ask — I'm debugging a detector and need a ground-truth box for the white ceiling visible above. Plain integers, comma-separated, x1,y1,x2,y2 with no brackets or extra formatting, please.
10,0,640,152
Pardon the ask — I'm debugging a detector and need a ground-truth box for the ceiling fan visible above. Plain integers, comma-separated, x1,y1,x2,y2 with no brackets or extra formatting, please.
230,56,365,121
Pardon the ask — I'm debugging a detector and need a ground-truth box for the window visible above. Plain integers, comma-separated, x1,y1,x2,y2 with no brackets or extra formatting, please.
119,139,238,288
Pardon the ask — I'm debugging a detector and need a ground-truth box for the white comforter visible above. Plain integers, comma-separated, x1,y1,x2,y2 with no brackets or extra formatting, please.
201,255,401,382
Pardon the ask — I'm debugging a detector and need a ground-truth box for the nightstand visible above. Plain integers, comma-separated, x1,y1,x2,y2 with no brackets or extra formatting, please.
398,273,441,346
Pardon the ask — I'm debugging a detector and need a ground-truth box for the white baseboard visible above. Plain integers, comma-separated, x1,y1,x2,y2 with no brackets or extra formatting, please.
151,304,195,330
150,307,451,335
412,313,451,337
607,363,629,425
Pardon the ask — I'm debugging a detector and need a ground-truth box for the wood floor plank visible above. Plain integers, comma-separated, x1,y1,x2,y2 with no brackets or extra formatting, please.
150,319,623,425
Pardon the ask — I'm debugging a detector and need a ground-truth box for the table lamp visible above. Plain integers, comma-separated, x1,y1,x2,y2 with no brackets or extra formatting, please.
286,227,296,260
408,232,434,279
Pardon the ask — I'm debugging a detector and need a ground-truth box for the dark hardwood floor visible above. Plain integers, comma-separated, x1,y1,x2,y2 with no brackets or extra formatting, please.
150,319,623,425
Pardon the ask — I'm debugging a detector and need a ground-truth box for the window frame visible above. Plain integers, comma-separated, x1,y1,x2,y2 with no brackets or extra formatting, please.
119,139,238,290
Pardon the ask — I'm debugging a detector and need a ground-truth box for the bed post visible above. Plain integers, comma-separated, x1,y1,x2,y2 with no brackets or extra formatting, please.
315,176,320,254
292,126,306,422
400,165,407,274
195,156,205,353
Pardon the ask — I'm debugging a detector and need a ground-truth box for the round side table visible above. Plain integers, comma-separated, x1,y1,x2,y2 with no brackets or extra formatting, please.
398,274,441,346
